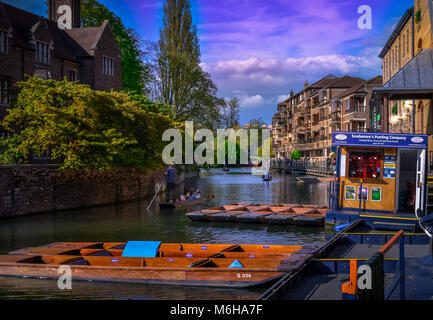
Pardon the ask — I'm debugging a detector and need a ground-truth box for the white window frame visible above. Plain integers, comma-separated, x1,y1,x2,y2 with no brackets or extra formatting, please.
35,41,51,64
103,56,114,76
69,69,78,81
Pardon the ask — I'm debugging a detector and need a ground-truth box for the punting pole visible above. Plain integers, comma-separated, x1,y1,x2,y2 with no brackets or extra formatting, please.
147,180,164,210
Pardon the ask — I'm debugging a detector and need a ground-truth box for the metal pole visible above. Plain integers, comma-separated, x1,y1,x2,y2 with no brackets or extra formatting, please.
400,237,405,300
359,180,363,215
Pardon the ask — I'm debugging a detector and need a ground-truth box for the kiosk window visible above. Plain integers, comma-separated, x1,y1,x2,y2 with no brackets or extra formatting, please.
348,151,381,179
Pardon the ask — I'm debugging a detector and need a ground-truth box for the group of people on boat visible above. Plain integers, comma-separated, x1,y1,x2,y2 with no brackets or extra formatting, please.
178,190,201,202
165,163,204,203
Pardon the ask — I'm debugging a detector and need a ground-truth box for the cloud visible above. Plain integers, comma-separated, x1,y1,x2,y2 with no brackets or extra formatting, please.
204,52,382,123
277,94,291,103
239,94,265,108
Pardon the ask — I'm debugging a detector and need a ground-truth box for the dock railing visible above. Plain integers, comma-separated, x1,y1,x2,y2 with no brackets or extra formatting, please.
270,159,334,177
358,230,405,300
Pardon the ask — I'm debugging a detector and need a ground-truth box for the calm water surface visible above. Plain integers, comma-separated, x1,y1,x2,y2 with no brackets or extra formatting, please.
0,169,334,300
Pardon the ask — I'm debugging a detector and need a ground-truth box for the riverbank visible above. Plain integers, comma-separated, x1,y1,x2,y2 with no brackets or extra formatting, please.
0,165,198,219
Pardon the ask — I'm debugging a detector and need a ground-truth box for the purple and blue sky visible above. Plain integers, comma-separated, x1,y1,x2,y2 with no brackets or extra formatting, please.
5,0,414,124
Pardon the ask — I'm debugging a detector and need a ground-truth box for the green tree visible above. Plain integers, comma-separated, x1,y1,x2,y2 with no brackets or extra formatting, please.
150,0,225,128
248,117,266,129
291,150,302,160
0,77,175,171
224,97,240,128
80,0,149,94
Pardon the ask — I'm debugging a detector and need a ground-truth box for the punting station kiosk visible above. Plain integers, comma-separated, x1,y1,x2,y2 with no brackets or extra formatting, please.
330,132,428,217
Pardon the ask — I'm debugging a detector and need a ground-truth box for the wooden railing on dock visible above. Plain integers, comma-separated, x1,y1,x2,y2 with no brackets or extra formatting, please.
357,230,405,300
270,159,334,177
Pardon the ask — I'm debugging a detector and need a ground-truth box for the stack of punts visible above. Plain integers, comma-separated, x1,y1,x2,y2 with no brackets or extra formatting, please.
186,204,328,226
0,241,321,288
186,203,251,221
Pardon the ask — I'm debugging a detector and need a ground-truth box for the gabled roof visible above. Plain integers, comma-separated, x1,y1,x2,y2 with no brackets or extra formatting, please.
334,76,383,100
308,74,338,89
323,75,365,89
379,49,433,91
65,20,110,56
379,7,414,58
0,2,93,62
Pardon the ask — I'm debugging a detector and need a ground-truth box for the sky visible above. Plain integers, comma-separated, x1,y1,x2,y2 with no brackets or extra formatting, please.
5,0,414,124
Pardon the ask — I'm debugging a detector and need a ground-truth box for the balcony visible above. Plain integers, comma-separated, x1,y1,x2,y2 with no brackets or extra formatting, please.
331,113,341,123
296,126,305,133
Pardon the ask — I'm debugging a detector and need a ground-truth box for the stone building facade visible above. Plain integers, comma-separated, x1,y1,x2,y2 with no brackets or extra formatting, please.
0,0,122,116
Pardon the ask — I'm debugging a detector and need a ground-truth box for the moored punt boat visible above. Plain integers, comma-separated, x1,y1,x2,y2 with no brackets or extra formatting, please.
159,197,209,209
1,242,317,288
10,242,306,259
211,208,249,222
0,255,286,288
236,207,288,223
186,204,328,226
185,203,251,221
210,204,273,222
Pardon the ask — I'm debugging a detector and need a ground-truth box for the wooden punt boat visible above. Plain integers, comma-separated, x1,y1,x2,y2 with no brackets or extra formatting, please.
236,207,287,223
0,255,285,288
185,203,251,221
10,242,305,259
210,205,273,222
1,242,316,288
211,208,250,222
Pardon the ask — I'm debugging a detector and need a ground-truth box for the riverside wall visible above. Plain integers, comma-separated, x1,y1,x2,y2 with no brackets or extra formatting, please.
0,165,198,218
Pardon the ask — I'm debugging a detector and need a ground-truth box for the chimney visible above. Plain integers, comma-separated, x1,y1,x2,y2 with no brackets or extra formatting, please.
48,0,81,29
290,90,294,98
304,81,309,90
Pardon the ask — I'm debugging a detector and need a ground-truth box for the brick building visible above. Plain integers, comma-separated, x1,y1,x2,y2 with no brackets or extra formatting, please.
0,0,122,119
372,0,433,173
272,74,382,160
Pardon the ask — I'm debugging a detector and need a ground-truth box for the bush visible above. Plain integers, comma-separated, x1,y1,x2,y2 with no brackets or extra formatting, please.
0,77,177,171
291,149,302,160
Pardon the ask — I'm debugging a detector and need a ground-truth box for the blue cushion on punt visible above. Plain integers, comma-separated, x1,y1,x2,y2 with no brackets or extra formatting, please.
122,241,161,258
228,260,244,268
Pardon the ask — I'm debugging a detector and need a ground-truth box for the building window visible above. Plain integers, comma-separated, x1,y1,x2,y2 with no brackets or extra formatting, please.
406,29,410,54
0,79,10,105
348,151,382,179
36,41,50,64
103,57,114,76
0,30,7,53
69,69,78,81
35,69,52,80
403,35,406,57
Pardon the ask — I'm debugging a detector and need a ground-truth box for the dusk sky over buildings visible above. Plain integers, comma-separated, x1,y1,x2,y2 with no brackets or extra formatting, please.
5,0,414,124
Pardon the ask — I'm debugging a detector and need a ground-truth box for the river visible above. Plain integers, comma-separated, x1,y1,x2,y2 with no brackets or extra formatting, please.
0,168,335,300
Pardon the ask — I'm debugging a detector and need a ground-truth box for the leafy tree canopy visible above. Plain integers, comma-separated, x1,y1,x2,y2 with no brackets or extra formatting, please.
291,150,302,160
80,0,149,94
0,77,177,171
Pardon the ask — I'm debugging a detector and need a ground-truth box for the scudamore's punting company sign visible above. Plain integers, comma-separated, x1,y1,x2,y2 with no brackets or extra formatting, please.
332,132,428,149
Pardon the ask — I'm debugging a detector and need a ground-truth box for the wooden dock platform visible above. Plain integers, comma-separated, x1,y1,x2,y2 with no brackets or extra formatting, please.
258,220,432,300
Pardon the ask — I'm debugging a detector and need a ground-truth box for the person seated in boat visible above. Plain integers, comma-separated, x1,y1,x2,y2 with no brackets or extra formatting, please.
185,192,196,201
179,194,186,201
194,189,201,199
